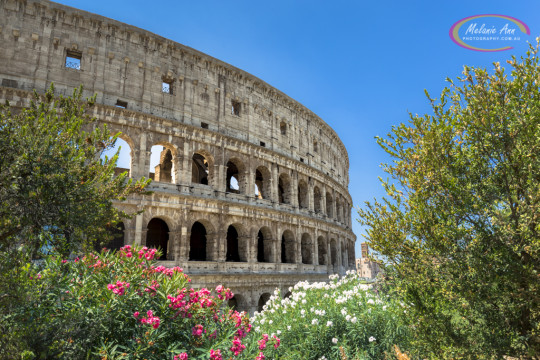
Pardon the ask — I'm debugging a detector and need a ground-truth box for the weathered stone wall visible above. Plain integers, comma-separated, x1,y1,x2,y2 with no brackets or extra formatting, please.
0,0,356,312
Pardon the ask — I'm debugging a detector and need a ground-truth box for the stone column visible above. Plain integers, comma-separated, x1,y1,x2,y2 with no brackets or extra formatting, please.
180,142,192,190
179,227,190,261
321,185,327,216
134,213,144,245
246,168,254,200
207,233,220,261
271,165,279,205
308,180,314,212
291,173,298,208
248,233,258,263
167,230,181,261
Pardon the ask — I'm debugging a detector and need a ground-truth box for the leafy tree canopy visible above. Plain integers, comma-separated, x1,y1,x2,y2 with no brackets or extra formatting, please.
0,85,150,258
359,44,540,358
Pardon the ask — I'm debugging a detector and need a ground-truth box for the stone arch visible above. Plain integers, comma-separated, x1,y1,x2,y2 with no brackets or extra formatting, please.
189,220,213,261
226,157,246,194
281,229,296,264
146,218,169,260
227,293,247,312
280,121,287,135
258,292,272,312
330,238,338,266
149,142,178,183
297,179,308,209
255,165,272,200
257,226,273,263
317,236,327,265
278,173,292,204
225,224,245,262
326,192,334,217
192,150,214,185
301,233,313,264
313,186,322,213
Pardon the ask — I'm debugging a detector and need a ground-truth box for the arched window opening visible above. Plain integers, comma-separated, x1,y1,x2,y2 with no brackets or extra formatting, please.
314,186,322,213
301,233,313,264
281,230,295,264
318,236,327,265
146,218,169,260
257,230,265,262
255,166,271,199
226,160,241,193
258,293,271,312
192,153,209,185
326,192,334,217
149,145,174,183
330,239,338,266
101,137,132,177
190,221,207,261
228,296,238,310
278,174,291,204
226,225,240,262
258,227,273,263
298,180,308,209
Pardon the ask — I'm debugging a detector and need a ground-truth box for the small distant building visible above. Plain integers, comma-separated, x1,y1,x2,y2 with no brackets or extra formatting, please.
355,243,381,279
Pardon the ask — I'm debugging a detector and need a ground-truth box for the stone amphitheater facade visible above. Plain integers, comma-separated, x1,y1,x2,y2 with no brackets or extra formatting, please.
0,0,356,312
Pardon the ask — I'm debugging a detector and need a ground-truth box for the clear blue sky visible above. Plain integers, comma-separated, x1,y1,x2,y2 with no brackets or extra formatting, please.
56,0,540,257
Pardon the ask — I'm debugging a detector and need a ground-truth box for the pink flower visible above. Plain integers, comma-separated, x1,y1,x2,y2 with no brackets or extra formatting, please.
140,310,160,329
192,324,204,337
216,285,224,293
209,349,222,360
255,352,265,360
174,354,188,360
61,260,68,263
230,336,246,356
272,334,281,349
133,311,139,318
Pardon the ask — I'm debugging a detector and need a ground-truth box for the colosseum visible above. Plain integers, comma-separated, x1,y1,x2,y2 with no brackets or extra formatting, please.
0,0,356,312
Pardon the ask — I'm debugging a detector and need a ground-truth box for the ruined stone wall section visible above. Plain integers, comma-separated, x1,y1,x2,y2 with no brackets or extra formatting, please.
0,0,356,312
0,0,350,187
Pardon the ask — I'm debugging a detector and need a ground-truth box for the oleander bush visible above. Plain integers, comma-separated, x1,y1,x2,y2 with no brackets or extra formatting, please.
8,245,279,360
251,272,411,360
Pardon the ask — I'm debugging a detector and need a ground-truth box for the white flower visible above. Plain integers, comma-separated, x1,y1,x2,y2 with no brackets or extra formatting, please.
287,326,291,330
277,330,281,335
269,320,273,324
301,309,306,315
382,305,387,311
345,314,351,321
367,299,375,304
369,336,376,342
351,317,357,323
326,321,333,327
332,337,338,344
312,318,319,325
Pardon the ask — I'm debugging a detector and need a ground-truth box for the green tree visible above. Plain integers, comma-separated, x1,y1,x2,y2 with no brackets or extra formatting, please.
0,86,149,255
359,44,540,358
0,86,150,353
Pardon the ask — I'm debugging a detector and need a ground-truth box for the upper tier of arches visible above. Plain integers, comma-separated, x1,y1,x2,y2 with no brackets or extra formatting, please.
0,0,351,188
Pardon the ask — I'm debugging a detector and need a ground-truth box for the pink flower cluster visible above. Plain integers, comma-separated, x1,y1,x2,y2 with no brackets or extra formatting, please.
107,281,130,296
119,245,133,258
154,265,183,277
209,349,222,360
138,246,157,260
230,336,246,356
215,285,234,301
255,352,265,360
173,354,188,360
192,324,204,337
257,334,280,351
137,310,160,329
145,280,160,296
